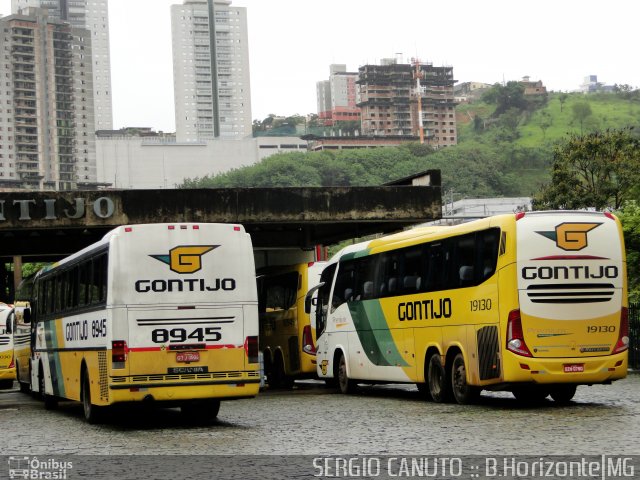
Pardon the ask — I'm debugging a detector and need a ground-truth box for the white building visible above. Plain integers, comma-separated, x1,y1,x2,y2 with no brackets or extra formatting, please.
171,0,252,142
12,0,113,130
96,134,306,189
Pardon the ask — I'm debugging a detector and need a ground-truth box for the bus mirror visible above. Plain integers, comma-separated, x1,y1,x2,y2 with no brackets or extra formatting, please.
304,283,324,314
5,315,12,335
23,308,31,324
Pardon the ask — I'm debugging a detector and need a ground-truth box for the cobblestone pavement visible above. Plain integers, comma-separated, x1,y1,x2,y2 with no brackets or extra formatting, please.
1,374,638,456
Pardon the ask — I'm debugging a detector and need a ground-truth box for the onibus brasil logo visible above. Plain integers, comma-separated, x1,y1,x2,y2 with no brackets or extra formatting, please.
150,245,218,274
536,222,601,251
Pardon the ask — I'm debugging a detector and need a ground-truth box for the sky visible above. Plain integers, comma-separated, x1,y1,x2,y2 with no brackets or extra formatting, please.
1,0,639,133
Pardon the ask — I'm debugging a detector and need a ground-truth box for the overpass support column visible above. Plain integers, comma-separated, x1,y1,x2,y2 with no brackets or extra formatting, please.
13,256,22,298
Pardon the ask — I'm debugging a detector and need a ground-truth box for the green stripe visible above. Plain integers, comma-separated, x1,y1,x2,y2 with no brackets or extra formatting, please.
45,321,66,398
348,300,408,367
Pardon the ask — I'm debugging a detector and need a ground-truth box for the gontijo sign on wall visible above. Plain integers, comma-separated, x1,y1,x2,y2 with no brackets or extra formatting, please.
0,196,115,222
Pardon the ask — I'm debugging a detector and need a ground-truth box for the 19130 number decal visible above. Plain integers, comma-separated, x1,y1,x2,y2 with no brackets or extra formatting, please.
470,298,492,311
151,327,221,343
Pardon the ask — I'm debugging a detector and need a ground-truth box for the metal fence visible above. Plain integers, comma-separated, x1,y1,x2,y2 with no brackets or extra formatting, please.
630,303,640,370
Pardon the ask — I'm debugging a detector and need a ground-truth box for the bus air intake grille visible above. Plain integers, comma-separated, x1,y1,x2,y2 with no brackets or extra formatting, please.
98,351,109,401
120,371,253,383
477,325,500,380
0,338,10,346
526,283,615,304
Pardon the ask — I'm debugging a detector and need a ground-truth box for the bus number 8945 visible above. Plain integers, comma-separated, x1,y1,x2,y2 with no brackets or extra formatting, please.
151,327,222,343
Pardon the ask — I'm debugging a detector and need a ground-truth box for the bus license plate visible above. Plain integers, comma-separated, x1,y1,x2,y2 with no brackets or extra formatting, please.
563,364,584,373
176,351,200,363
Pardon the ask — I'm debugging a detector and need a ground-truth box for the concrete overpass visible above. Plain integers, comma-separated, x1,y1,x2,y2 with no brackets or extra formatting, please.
0,171,441,295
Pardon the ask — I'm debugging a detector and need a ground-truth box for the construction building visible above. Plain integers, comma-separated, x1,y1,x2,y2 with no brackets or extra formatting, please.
171,0,252,141
0,9,97,191
316,64,361,127
11,0,113,130
357,58,457,147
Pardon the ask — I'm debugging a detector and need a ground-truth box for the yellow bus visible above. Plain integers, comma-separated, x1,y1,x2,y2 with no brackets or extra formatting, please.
309,211,628,404
28,223,260,422
13,275,35,393
0,304,16,389
257,261,326,387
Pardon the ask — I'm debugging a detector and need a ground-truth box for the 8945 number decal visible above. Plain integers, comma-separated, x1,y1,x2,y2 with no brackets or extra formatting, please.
151,327,221,344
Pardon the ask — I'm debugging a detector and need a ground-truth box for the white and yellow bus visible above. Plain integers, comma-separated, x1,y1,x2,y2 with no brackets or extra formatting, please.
0,304,16,389
29,223,260,422
309,211,628,404
257,261,326,387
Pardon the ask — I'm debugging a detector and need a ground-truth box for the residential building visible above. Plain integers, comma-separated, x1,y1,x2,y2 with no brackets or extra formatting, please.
316,64,361,126
357,58,457,147
171,0,252,141
11,0,113,130
520,76,547,96
0,9,97,190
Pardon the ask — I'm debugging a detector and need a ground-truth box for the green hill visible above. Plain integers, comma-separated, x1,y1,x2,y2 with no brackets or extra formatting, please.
182,90,640,200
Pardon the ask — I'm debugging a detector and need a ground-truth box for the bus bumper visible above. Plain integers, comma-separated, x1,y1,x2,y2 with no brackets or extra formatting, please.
108,377,260,405
0,367,16,381
502,351,628,384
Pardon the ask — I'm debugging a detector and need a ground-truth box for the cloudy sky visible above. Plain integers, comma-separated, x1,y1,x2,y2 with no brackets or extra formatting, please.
2,0,639,132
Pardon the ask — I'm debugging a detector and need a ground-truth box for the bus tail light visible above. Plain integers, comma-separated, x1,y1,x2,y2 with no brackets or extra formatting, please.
112,340,128,363
8,355,14,369
302,325,316,355
506,309,532,357
612,307,629,354
245,336,259,363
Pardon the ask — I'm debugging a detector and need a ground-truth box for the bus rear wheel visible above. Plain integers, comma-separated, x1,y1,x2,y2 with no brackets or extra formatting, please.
181,399,221,424
550,384,577,404
451,353,480,405
512,386,549,404
428,354,451,403
337,353,356,394
82,370,103,424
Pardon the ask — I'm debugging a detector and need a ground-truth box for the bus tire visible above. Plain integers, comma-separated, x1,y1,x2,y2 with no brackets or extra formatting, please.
550,384,577,404
181,399,221,424
0,379,13,389
38,364,57,410
81,370,103,424
16,361,30,393
451,353,480,405
427,354,452,403
337,352,356,394
512,386,549,404
270,354,293,389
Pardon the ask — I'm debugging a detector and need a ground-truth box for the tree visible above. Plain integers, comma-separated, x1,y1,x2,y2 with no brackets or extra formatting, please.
616,201,640,303
571,101,592,134
539,111,552,140
558,93,569,112
534,128,640,210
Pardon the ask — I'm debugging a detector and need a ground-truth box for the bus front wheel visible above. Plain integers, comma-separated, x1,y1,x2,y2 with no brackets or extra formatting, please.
16,361,30,393
428,354,451,403
337,353,356,394
82,370,103,424
451,353,480,405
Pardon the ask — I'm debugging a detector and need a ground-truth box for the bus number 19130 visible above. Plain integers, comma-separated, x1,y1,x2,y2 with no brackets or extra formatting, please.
470,298,492,311
151,327,222,344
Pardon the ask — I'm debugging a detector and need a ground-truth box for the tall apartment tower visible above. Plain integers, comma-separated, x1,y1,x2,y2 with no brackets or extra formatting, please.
357,58,457,147
316,64,360,126
0,9,96,190
12,0,113,130
171,0,252,141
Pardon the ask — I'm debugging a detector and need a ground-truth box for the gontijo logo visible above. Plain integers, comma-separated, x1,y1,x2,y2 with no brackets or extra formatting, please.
150,245,218,274
536,222,601,251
